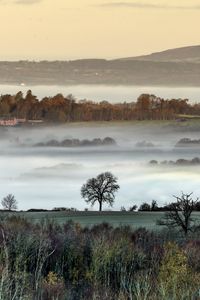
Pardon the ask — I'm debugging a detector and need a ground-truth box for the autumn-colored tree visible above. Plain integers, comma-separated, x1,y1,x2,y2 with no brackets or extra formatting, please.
0,91,199,123
159,242,200,298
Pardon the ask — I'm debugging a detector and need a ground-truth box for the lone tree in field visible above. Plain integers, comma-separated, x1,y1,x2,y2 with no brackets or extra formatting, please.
157,192,198,236
1,194,18,211
81,172,120,211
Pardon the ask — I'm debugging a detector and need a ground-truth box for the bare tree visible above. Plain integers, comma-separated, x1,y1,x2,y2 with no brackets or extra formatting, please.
151,200,158,211
81,172,120,211
129,205,137,212
1,194,18,211
157,192,198,236
139,202,151,211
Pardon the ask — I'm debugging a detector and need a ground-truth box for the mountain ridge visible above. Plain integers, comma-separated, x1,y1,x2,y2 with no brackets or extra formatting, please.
119,45,200,63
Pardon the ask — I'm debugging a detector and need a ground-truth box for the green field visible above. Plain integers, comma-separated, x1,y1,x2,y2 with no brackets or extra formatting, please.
2,211,200,230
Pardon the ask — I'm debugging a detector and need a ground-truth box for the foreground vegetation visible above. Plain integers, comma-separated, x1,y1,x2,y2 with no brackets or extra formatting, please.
1,187,199,298
0,216,200,300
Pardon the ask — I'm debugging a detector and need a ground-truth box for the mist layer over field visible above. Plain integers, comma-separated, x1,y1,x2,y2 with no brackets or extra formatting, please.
1,122,200,210
0,85,200,103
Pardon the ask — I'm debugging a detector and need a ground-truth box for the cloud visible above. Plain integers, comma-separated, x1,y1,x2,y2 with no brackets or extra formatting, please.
98,2,200,10
0,0,42,4
16,0,42,3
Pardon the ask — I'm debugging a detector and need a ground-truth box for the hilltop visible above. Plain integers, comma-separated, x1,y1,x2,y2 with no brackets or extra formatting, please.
120,45,200,63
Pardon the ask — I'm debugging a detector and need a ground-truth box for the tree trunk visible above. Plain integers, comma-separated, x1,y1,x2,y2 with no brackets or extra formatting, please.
99,201,102,212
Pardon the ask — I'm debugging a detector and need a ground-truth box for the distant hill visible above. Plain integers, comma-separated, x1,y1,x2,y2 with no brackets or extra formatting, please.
0,46,200,86
120,45,200,63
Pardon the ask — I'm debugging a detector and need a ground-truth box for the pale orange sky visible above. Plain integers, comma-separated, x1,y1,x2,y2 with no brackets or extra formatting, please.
0,0,200,60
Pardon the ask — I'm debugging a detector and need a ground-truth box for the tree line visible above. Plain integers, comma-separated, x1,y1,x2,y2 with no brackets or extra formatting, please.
0,91,199,123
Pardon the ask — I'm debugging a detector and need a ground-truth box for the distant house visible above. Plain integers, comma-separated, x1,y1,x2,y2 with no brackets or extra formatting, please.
0,118,18,126
28,120,44,125
0,116,43,126
17,118,26,124
0,117,26,126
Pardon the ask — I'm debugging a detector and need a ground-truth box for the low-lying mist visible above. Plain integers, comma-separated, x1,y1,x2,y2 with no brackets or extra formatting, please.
1,122,200,210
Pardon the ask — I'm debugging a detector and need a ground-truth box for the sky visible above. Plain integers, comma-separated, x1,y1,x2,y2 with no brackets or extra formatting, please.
0,0,200,60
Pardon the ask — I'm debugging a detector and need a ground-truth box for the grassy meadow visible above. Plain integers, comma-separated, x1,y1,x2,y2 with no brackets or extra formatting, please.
1,210,200,230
